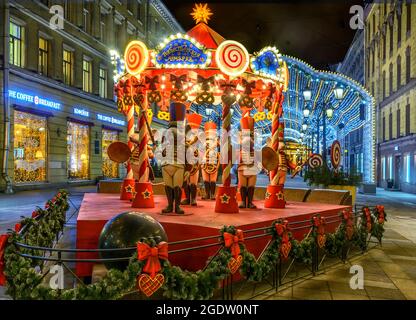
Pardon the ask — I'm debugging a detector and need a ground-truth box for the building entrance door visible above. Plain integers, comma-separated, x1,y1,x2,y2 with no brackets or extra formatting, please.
394,155,401,189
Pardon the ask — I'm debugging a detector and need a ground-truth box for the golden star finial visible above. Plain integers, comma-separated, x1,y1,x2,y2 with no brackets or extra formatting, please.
191,3,213,25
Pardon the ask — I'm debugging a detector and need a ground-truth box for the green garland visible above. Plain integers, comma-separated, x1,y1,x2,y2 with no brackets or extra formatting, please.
2,192,387,300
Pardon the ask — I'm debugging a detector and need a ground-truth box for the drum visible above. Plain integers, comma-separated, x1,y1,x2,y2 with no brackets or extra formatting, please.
261,146,279,171
107,142,132,163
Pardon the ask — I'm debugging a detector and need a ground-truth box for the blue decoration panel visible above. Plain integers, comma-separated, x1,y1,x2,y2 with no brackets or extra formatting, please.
156,39,208,67
252,50,280,77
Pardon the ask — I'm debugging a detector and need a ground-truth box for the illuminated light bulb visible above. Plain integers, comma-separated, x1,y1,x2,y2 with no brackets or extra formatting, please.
161,75,166,81
161,84,166,90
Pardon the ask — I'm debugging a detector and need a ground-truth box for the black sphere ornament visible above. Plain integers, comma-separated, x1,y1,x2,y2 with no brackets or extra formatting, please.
98,211,168,270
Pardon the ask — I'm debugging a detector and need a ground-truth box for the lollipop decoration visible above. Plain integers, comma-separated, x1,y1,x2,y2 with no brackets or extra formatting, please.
330,140,341,170
124,41,149,76
216,40,250,77
308,154,324,169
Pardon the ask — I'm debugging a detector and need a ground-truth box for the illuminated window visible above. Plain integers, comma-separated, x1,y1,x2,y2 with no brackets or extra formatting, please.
13,111,46,183
83,58,92,93
67,121,90,180
381,157,386,180
99,67,107,98
63,49,73,85
102,129,119,178
38,37,49,76
9,21,25,67
388,156,393,179
404,154,411,183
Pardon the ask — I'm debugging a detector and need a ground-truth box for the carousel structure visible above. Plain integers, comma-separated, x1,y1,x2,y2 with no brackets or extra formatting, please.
74,4,370,276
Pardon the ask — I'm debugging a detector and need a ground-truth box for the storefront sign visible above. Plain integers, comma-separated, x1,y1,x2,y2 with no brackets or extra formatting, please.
73,108,90,117
8,90,61,110
97,114,125,126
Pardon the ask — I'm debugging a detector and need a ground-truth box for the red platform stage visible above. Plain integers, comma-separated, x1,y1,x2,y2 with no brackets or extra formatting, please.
76,193,350,277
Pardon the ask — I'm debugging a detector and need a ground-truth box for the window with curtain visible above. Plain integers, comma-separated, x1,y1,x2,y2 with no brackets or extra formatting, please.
102,129,119,178
9,21,25,67
389,63,393,94
83,58,92,93
38,37,49,76
389,112,393,140
63,49,73,85
99,67,107,98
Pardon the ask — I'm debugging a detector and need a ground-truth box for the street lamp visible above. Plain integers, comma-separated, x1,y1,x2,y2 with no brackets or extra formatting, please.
326,106,334,119
303,87,312,102
303,106,310,118
333,86,344,100
302,123,308,131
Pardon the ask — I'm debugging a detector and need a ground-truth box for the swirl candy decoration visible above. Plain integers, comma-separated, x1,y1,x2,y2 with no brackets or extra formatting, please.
308,154,324,169
215,40,250,77
124,41,149,76
330,140,341,170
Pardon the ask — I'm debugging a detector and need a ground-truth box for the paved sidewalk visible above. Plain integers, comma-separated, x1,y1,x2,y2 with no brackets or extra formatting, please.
1,183,416,300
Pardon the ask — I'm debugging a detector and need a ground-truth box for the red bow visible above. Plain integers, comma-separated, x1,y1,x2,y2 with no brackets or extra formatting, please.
342,210,354,225
31,211,39,219
137,242,168,278
363,207,372,230
14,224,21,233
376,205,385,223
275,220,289,236
0,234,10,286
223,230,244,258
313,216,326,235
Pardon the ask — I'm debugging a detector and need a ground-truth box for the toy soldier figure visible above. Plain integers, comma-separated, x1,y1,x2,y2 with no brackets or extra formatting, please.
238,114,259,209
201,121,220,200
181,113,203,206
160,102,187,214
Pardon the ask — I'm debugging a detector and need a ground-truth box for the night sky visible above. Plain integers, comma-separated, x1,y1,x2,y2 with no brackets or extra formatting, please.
163,0,363,70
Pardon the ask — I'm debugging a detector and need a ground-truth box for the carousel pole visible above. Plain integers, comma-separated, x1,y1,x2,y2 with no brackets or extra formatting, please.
265,86,286,208
215,90,239,214
119,84,136,200
132,100,155,208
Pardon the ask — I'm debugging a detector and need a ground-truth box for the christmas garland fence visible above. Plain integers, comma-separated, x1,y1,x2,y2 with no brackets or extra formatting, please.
0,191,386,300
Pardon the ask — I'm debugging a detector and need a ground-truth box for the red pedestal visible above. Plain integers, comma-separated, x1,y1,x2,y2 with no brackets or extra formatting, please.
132,182,155,208
264,184,286,209
215,185,239,213
120,179,135,200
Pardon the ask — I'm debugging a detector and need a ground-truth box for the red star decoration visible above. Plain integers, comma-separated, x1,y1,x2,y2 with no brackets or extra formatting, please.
125,184,134,194
142,188,152,199
220,193,230,204
132,191,137,198
265,191,272,200
277,192,284,200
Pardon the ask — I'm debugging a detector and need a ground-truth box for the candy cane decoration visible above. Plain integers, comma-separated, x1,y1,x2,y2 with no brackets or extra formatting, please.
222,102,232,187
137,105,149,183
126,104,135,180
270,88,282,185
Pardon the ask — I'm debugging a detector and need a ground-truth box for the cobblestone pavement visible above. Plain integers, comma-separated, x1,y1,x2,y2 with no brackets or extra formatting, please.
1,180,416,300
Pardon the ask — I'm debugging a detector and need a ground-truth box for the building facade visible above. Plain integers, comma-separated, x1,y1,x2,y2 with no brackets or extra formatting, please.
365,1,416,193
0,0,183,193
336,29,366,175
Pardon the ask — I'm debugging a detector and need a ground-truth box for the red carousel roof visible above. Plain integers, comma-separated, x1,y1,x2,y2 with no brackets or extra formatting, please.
186,22,225,49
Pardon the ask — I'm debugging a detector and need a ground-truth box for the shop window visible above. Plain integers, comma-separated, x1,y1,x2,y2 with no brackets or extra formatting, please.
38,37,49,76
102,129,119,178
99,67,107,98
63,49,73,85
9,21,25,67
67,121,90,180
381,157,386,180
404,154,411,183
83,58,92,93
13,111,47,183
388,156,393,179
